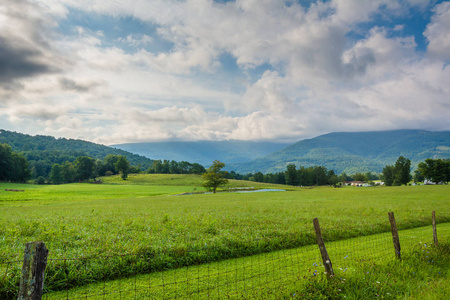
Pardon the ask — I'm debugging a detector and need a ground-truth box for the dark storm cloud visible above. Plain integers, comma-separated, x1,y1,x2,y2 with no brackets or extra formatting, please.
0,36,54,84
0,0,62,88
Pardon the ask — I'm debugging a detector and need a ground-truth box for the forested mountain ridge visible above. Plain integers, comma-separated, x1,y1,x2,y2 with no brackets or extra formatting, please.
2,129,449,178
229,130,450,174
0,130,153,177
111,140,290,167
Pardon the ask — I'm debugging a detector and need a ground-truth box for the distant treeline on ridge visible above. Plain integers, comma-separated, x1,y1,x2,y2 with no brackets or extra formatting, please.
1,129,449,186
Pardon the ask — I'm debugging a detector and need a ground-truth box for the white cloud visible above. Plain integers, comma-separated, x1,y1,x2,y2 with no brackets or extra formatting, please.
425,1,450,60
118,34,153,47
1,0,449,145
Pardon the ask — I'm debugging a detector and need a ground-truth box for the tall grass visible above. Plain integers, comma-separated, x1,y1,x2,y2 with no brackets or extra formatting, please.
39,225,450,299
0,178,449,298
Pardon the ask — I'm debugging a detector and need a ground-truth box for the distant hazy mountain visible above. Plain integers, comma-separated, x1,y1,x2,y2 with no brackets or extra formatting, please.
4,129,448,176
111,140,290,167
229,130,450,174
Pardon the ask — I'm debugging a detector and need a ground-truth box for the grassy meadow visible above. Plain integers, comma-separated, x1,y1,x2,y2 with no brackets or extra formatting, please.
1,174,449,298
43,225,450,299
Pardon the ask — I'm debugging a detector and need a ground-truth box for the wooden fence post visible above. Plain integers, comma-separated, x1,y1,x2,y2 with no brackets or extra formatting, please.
432,211,438,246
388,212,401,260
313,218,334,277
17,242,49,300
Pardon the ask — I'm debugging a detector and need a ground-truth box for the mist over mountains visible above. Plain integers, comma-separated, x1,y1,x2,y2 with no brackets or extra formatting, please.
114,130,450,174
229,130,450,174
111,140,290,168
2,129,449,176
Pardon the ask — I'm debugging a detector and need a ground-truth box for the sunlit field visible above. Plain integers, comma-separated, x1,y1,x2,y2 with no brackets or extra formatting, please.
1,175,449,298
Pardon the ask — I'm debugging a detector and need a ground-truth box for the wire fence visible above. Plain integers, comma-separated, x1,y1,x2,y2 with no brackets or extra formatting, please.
1,216,448,299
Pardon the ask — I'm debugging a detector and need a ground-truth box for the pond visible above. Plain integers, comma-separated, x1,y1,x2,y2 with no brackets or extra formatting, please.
234,188,286,193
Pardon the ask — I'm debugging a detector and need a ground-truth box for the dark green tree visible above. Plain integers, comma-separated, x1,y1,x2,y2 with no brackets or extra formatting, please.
413,169,424,183
285,164,299,186
254,172,264,182
11,152,31,182
115,155,130,180
74,156,95,181
95,159,107,177
50,164,63,184
169,160,180,174
104,154,119,175
418,158,450,184
329,174,340,187
339,172,349,185
61,161,75,183
202,160,228,193
314,166,329,185
353,173,366,182
190,163,206,174
0,143,13,181
0,144,31,182
393,156,411,186
382,165,395,186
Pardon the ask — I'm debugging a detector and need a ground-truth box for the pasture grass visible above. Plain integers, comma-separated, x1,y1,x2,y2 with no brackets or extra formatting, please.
0,177,449,298
99,173,288,190
42,224,450,299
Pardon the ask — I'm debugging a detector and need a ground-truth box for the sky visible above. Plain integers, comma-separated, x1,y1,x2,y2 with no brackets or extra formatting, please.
0,0,449,145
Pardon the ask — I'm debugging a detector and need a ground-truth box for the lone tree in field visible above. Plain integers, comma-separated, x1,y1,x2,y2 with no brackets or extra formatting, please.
202,160,228,193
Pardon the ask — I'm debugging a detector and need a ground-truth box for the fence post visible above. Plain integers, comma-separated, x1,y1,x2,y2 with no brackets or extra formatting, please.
313,218,334,277
17,242,49,300
388,212,401,260
432,211,438,246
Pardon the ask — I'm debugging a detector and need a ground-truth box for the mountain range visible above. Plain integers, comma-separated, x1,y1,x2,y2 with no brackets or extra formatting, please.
2,129,449,176
114,130,450,174
228,130,450,174
111,140,290,168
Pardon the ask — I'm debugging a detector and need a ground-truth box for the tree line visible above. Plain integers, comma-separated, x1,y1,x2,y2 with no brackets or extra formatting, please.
47,155,449,187
48,154,133,184
240,156,449,187
0,130,152,180
146,159,206,175
2,140,449,187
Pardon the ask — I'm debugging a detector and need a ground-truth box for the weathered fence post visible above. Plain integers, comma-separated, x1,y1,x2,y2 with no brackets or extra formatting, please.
432,211,438,246
17,242,49,300
313,218,334,277
388,212,401,260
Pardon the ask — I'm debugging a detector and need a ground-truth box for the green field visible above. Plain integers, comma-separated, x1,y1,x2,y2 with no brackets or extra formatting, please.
1,175,449,298
43,225,450,299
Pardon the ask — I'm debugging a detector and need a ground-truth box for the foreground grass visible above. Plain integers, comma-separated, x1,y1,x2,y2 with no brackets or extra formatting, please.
1,183,448,261
1,179,449,298
41,224,450,299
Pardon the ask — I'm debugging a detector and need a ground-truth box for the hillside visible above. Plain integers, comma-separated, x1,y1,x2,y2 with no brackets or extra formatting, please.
0,129,153,169
111,140,290,167
229,130,450,174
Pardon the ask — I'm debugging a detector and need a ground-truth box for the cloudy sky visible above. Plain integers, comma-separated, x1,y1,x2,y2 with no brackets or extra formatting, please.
0,0,449,145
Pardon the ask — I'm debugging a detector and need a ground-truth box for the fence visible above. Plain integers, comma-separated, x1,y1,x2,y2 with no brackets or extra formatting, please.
1,211,446,299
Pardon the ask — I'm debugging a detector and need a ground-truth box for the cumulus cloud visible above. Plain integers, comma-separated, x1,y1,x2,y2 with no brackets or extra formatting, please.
425,1,450,60
1,0,449,144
